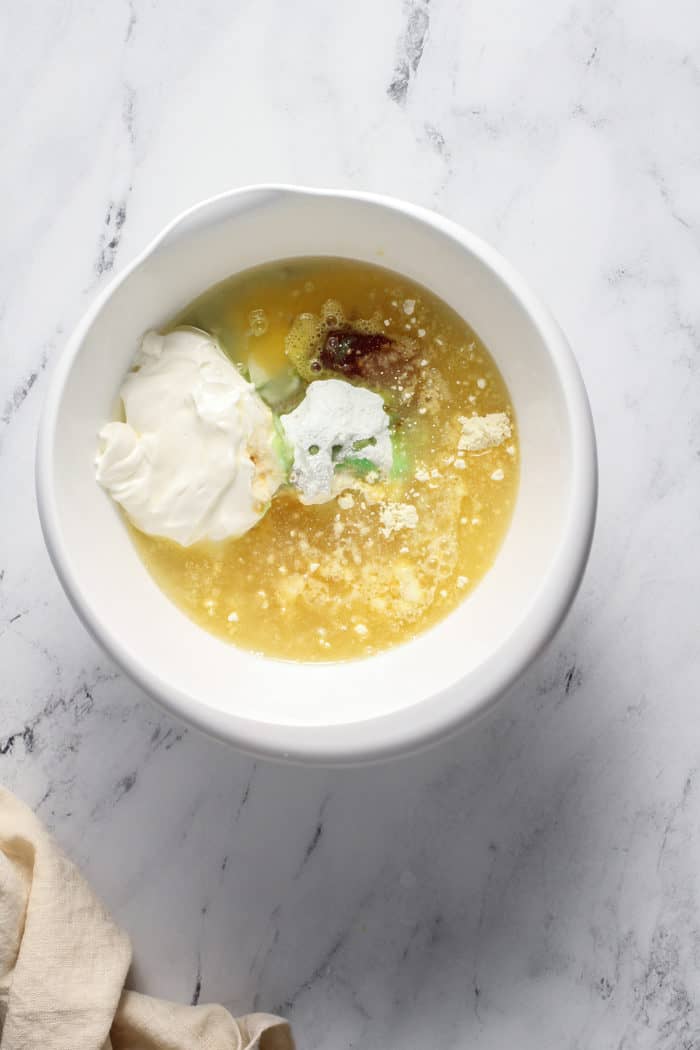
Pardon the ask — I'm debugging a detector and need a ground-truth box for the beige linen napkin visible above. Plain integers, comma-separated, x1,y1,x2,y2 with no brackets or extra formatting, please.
0,787,293,1050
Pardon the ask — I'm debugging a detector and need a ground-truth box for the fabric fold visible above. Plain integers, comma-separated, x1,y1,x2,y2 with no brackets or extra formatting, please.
0,788,292,1050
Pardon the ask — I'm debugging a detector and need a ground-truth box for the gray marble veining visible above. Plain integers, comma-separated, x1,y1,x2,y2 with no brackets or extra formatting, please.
2,1,700,1046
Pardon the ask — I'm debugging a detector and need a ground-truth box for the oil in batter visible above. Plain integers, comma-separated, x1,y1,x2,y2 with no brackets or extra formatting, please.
129,257,519,661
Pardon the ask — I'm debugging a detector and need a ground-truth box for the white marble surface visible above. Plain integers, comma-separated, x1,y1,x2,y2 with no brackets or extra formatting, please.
2,0,700,1045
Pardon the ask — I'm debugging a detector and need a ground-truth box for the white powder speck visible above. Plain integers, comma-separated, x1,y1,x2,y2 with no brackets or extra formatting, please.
355,623,368,636
309,561,320,572
458,412,512,452
379,502,418,538
227,611,239,622
403,299,415,315
454,459,466,470
415,466,430,481
477,377,487,389
338,492,355,510
491,468,505,481
457,576,469,588
418,328,426,338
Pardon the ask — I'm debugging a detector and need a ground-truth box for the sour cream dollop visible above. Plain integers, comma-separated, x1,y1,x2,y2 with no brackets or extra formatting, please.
95,329,285,545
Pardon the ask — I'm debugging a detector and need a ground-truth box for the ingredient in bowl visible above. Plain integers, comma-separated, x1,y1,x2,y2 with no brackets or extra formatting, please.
280,378,393,504
95,329,285,545
109,257,519,661
458,412,512,452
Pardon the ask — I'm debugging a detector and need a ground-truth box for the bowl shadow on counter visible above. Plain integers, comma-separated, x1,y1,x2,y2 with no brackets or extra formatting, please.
119,600,631,1046
246,680,566,1028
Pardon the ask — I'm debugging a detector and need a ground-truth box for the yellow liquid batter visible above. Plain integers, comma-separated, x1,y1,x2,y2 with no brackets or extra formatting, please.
129,258,519,661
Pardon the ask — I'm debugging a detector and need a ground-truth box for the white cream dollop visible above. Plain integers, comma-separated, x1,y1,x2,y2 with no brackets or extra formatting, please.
280,378,393,504
95,329,285,545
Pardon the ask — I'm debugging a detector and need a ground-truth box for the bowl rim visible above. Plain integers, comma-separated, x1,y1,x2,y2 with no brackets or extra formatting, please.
36,184,597,765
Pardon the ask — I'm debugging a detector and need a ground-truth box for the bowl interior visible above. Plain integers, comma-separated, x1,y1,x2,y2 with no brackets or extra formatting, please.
41,189,585,752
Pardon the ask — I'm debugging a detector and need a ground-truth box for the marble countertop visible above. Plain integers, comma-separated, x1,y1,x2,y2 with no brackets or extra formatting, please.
3,1,700,1046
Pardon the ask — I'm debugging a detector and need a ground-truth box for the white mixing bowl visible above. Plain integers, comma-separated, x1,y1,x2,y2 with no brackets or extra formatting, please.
36,186,596,764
